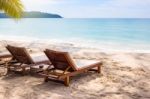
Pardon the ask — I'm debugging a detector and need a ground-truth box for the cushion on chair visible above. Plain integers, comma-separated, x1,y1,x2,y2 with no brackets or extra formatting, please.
73,59,100,69
30,53,49,63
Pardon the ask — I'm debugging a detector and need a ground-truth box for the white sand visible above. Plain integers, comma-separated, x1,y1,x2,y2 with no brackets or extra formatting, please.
0,40,150,99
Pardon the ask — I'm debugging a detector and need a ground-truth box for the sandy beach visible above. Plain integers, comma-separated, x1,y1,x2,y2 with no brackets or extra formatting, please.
0,40,150,99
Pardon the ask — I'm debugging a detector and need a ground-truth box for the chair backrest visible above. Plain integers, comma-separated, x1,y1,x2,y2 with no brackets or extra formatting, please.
6,45,16,60
44,49,78,71
6,45,34,64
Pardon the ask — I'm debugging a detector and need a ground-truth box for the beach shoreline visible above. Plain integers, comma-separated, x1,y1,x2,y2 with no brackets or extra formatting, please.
0,36,150,53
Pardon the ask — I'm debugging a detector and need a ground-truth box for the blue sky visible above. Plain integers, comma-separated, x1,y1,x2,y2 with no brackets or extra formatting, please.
22,0,150,18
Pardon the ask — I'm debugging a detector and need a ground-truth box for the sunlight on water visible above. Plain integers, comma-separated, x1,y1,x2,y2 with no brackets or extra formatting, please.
0,18,150,51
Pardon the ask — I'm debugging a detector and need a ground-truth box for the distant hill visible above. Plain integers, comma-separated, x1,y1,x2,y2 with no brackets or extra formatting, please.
0,11,62,18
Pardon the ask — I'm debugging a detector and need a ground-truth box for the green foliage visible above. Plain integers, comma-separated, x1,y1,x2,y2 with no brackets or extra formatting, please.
0,0,23,18
0,11,63,18
23,11,62,18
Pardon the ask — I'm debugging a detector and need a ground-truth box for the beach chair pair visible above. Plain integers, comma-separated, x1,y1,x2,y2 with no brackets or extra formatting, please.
3,45,102,86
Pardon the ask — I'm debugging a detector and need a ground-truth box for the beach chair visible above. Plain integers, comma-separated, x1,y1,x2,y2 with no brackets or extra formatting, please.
42,49,103,86
5,45,50,75
0,52,12,59
0,51,12,66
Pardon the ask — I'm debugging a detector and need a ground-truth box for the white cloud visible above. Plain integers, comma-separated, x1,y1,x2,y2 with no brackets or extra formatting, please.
86,0,150,18
21,0,62,11
21,0,150,18
102,0,150,8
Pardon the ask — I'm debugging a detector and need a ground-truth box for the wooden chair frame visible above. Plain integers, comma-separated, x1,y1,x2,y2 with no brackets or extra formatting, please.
42,49,103,86
6,45,50,75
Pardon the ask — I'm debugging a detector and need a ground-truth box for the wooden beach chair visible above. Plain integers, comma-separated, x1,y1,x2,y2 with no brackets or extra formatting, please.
0,52,12,67
42,49,103,86
5,45,50,75
0,52,12,59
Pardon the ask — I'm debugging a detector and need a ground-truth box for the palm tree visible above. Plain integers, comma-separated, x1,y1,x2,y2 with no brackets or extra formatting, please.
0,0,24,18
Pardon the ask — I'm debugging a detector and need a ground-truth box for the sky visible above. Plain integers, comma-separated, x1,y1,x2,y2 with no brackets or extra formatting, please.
21,0,150,18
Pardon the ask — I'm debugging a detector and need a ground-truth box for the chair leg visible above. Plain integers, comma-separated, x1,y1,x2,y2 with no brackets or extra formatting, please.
43,70,49,82
64,76,70,86
97,65,101,74
5,62,10,74
7,66,11,73
44,76,49,82
22,67,26,76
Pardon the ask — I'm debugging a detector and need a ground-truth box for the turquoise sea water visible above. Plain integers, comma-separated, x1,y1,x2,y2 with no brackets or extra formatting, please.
0,18,150,51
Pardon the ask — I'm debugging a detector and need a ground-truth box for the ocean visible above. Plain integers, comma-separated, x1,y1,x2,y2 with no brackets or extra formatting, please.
0,18,150,52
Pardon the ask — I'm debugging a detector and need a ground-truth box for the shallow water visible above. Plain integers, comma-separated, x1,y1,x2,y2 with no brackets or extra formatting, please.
0,18,150,52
